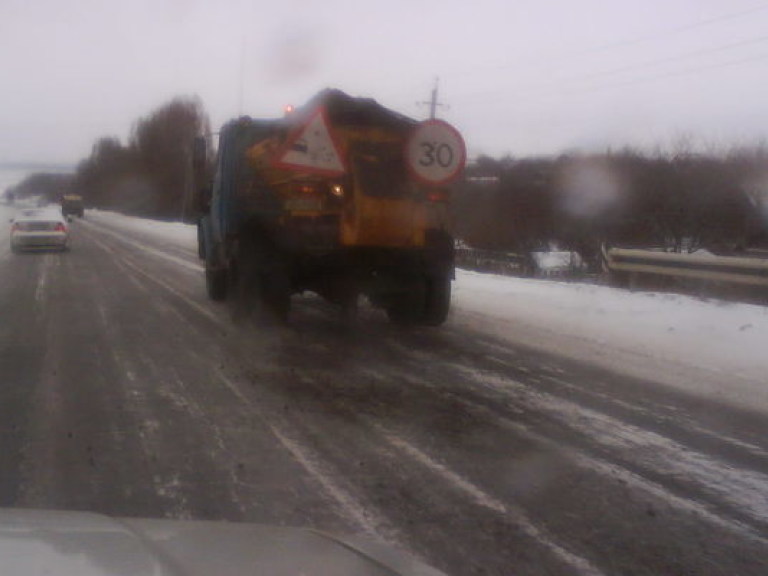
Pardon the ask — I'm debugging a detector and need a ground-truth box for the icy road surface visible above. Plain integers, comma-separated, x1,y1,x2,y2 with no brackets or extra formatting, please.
1,206,767,576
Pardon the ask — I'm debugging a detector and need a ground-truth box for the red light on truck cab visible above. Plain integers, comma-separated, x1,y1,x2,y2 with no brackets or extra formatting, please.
55,223,67,232
427,190,448,202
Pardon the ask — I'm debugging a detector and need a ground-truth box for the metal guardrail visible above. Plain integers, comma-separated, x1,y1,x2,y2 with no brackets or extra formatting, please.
602,246,768,288
455,247,590,278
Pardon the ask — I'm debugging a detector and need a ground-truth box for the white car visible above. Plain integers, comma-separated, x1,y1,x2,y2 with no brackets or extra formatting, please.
9,208,69,253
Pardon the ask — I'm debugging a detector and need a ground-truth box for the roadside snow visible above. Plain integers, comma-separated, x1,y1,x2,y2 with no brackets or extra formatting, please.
85,209,197,249
82,210,768,413
453,270,768,414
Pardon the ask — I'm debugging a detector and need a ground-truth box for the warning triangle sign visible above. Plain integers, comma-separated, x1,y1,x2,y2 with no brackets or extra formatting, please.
274,108,347,176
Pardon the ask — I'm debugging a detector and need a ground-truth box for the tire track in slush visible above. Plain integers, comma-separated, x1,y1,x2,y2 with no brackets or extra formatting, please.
383,338,768,542
228,360,608,576
214,370,404,544
374,424,606,576
85,224,407,544
449,364,768,531
85,233,240,521
374,363,768,549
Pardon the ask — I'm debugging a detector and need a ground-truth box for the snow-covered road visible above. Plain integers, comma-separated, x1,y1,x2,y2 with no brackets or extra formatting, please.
1,205,767,576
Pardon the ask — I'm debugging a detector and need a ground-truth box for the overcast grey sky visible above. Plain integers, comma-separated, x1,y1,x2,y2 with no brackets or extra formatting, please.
2,0,768,163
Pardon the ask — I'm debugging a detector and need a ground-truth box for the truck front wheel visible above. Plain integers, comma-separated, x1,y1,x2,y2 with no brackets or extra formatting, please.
386,282,426,326
205,266,227,301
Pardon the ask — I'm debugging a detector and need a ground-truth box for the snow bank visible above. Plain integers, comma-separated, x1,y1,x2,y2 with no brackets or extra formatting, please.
453,270,768,413
85,209,197,249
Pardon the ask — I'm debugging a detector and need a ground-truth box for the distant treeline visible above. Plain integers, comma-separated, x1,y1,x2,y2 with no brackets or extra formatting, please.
6,95,209,221
455,149,768,266
7,96,768,261
6,172,73,202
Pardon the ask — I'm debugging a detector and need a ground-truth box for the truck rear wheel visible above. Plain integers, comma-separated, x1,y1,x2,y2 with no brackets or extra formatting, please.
385,273,451,327
422,273,451,326
386,303,419,325
231,232,291,324
386,284,426,326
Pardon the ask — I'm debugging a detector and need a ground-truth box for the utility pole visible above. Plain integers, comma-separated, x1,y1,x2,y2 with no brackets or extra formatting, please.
417,77,448,119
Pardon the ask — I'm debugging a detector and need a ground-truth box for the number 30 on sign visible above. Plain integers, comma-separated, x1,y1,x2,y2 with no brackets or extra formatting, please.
405,119,466,186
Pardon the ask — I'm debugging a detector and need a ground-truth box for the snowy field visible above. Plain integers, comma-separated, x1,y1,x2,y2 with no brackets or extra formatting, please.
83,209,768,415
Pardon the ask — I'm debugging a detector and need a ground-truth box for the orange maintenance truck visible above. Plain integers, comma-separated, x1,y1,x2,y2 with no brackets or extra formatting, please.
196,89,465,325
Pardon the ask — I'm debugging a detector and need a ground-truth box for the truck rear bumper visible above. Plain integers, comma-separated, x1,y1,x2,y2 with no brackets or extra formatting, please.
288,245,453,302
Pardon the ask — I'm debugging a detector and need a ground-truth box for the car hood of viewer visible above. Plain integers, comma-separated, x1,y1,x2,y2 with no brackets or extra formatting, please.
0,508,446,576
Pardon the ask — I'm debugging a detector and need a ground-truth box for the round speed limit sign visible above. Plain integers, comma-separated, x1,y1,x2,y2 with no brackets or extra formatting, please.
405,119,466,186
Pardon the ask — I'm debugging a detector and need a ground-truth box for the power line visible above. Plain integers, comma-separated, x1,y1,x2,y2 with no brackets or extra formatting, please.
481,49,768,105
565,34,768,84
548,3,768,61
481,33,768,98
451,3,768,79
580,50,768,92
